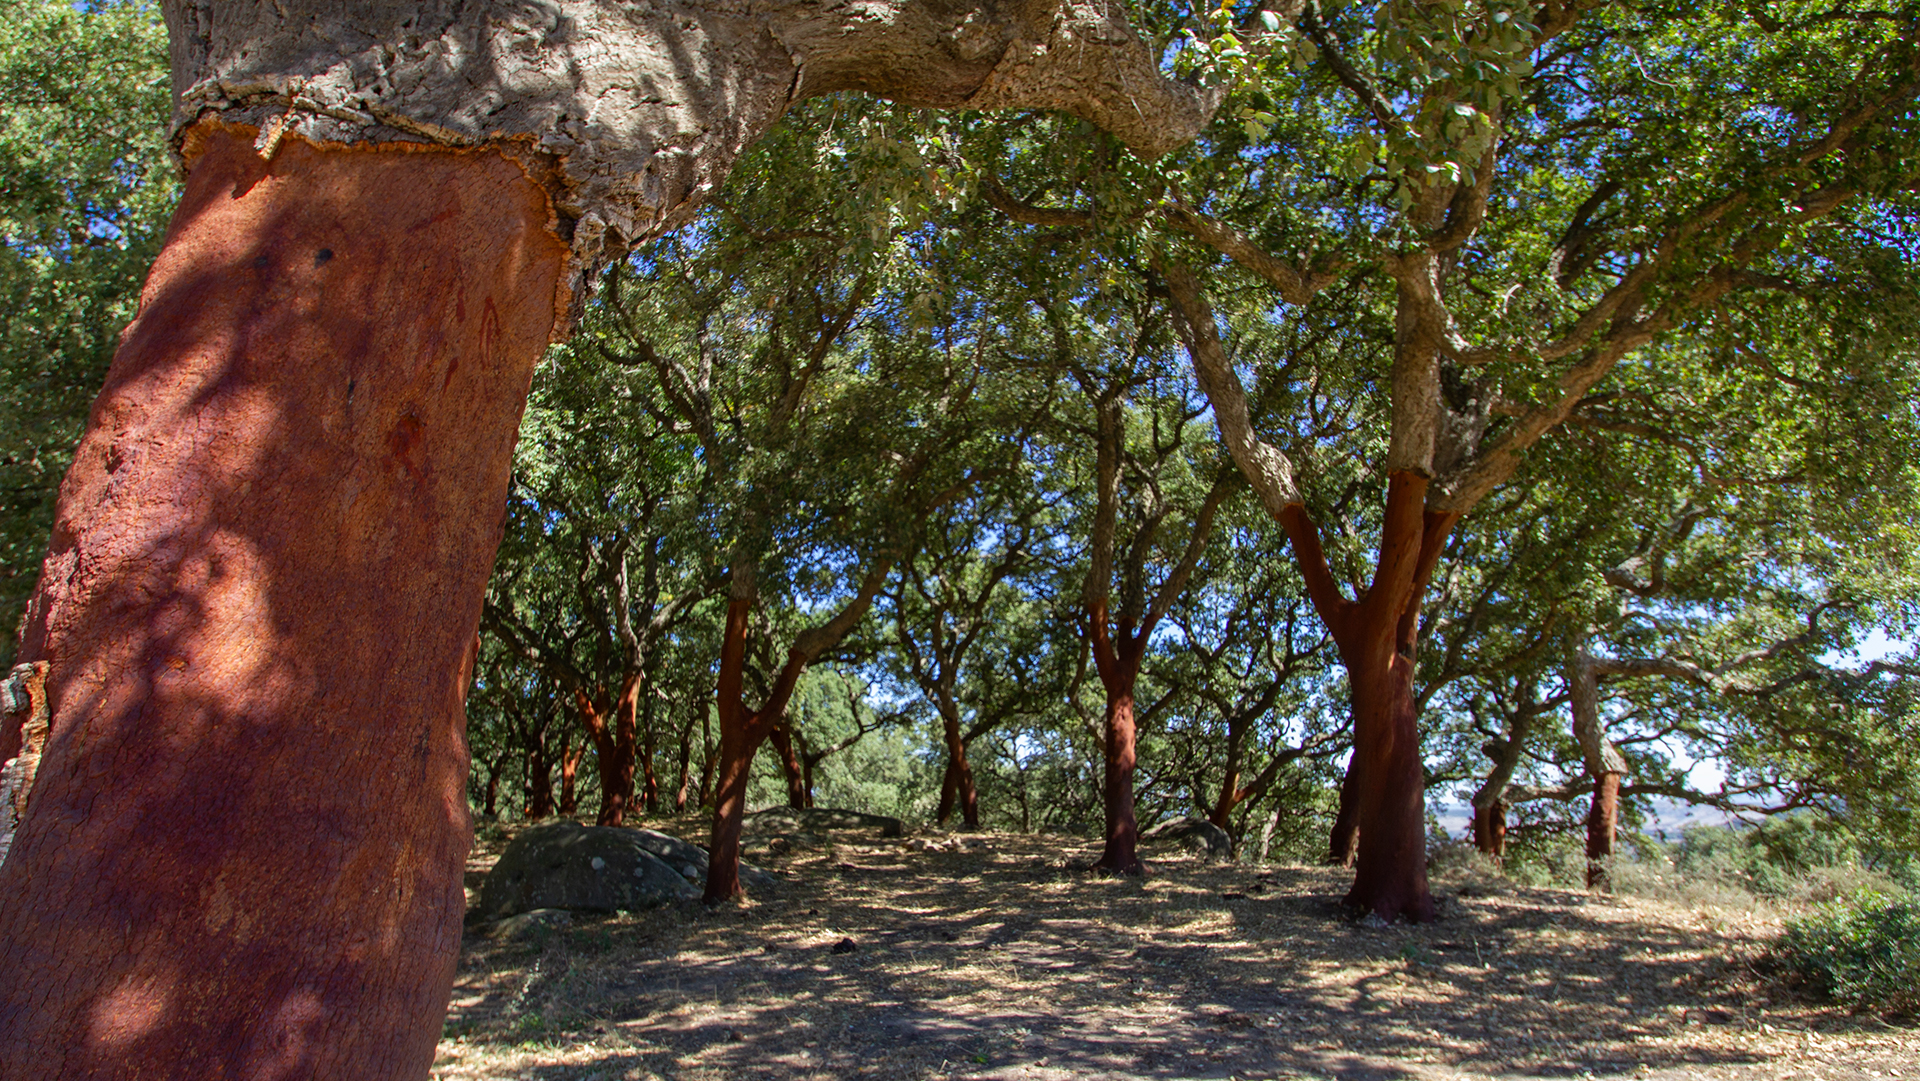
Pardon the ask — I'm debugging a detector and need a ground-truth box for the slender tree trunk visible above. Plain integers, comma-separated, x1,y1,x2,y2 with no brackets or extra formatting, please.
768,718,809,810
0,128,565,1077
697,711,718,809
1586,772,1623,889
559,733,582,817
1086,605,1148,876
527,738,556,820
674,710,696,812
1209,717,1251,829
640,684,660,814
482,757,504,817
705,707,759,902
705,597,772,902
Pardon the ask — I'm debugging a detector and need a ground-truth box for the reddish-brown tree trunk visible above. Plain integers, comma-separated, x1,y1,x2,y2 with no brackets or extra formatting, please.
1472,801,1508,861
1087,603,1148,876
704,597,774,903
559,733,583,816
1276,479,1455,922
1586,771,1622,889
936,712,981,829
769,719,809,810
1209,760,1243,830
581,673,641,826
0,127,565,1076
1340,632,1432,921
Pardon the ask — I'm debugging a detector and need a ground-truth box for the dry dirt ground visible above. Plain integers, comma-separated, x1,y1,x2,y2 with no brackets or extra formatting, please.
434,821,1917,1081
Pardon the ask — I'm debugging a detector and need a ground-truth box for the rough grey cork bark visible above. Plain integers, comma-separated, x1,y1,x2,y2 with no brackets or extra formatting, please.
164,0,1222,314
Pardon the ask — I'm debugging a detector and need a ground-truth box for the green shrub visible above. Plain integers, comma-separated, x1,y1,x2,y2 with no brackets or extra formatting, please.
1775,890,1920,1015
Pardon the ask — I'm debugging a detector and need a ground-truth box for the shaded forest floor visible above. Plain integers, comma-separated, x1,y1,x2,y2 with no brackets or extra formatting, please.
434,821,1916,1081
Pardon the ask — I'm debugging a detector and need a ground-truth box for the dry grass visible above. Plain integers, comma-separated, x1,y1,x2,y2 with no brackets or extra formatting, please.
434,821,1918,1081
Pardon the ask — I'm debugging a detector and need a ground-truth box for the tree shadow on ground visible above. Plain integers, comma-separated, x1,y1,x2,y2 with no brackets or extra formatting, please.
434,829,1916,1081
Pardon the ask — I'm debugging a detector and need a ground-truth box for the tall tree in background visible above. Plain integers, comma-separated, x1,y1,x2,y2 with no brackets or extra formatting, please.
1156,1,1920,919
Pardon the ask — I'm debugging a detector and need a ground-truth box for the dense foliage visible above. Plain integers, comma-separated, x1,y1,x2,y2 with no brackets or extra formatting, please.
9,1,1920,893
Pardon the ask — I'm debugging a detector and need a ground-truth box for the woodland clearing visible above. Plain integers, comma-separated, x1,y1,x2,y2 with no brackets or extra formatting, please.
435,824,1916,1081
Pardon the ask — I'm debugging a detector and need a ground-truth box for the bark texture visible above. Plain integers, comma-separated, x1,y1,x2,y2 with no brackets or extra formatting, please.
0,128,565,1078
165,0,1220,308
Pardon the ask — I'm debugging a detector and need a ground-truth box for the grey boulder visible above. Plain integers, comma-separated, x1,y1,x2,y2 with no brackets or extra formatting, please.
477,822,699,918
1142,816,1234,860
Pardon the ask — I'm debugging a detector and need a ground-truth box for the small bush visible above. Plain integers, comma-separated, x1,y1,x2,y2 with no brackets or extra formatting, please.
1775,890,1920,1015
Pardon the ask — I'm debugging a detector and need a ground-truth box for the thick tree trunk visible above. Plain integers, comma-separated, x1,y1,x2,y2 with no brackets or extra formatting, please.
1340,632,1433,921
0,128,565,1078
1093,682,1143,874
1586,771,1623,889
1275,483,1453,922
0,5,1211,1074
1472,801,1507,861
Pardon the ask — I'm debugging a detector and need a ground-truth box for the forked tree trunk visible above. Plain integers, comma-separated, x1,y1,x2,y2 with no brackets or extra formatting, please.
579,673,642,826
0,128,565,1077
1275,481,1456,922
936,712,982,829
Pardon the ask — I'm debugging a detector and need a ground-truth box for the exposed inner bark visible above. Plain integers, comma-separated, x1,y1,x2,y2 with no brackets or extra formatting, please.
1086,600,1148,875
0,127,565,1077
937,723,983,829
1586,771,1623,889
